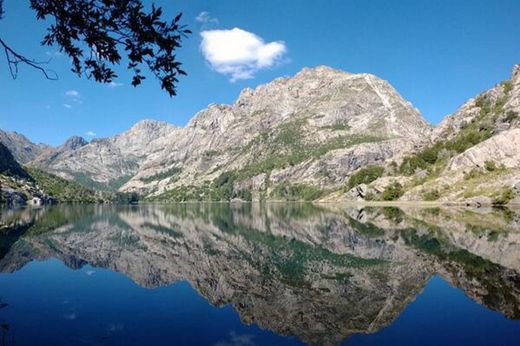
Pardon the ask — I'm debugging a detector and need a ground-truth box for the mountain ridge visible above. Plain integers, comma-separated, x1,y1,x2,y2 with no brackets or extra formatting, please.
1,64,519,204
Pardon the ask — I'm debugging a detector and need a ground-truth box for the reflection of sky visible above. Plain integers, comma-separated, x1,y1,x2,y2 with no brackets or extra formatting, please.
0,260,302,345
347,275,519,346
0,260,518,346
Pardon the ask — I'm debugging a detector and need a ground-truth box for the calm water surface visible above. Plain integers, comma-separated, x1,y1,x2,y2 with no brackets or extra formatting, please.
0,204,519,345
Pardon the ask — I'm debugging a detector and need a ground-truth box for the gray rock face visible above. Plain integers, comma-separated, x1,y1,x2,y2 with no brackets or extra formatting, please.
61,136,88,151
121,66,431,196
434,64,520,142
3,64,519,203
400,65,520,203
9,66,431,197
0,130,49,164
448,128,520,171
30,119,179,188
0,143,30,179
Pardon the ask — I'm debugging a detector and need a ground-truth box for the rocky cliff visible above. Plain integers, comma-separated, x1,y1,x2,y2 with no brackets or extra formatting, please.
14,66,431,199
2,64,520,204
0,130,48,164
338,64,520,205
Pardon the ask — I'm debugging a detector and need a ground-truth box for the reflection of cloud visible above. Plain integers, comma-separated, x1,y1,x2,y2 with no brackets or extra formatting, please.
108,323,125,332
64,312,77,320
215,331,256,346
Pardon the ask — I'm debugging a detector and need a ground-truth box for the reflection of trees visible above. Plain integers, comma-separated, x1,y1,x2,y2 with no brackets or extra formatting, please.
0,204,519,344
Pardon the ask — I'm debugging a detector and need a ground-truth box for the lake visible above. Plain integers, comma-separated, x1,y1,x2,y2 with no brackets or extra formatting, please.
0,203,519,345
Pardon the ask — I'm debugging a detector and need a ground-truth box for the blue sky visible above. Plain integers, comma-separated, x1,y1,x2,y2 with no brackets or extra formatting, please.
0,0,519,146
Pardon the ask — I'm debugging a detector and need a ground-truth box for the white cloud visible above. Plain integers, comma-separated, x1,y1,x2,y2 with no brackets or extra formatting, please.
86,131,96,137
196,11,219,25
46,50,64,57
63,104,72,109
200,28,287,81
65,90,80,98
108,81,123,88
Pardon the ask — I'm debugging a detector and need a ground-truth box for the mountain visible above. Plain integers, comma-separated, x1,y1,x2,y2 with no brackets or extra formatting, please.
29,120,177,191
0,141,106,205
1,64,519,204
23,66,432,200
0,129,49,163
395,64,520,204
0,142,30,179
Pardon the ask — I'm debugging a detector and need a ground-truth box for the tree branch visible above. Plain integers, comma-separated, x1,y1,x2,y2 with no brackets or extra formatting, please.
0,37,58,80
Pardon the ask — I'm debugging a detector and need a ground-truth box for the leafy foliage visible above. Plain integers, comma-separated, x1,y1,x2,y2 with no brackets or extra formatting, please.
149,172,253,202
113,192,139,204
502,80,513,94
484,160,497,172
505,110,519,123
72,172,132,192
492,187,516,206
464,168,483,180
381,181,404,201
27,167,102,202
2,0,190,96
140,167,181,183
270,182,326,201
346,165,384,190
422,189,440,201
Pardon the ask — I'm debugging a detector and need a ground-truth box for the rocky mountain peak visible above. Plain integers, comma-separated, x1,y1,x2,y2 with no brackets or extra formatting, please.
0,130,48,164
0,143,30,179
512,64,520,83
129,119,175,133
62,136,87,151
295,65,351,78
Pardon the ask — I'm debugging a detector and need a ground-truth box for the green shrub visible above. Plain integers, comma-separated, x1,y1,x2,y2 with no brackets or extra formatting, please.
502,80,513,94
364,191,376,201
484,160,497,172
382,207,404,224
26,167,103,203
464,168,483,180
381,181,404,201
234,188,252,201
271,182,325,201
505,111,519,123
492,187,516,205
347,165,384,189
140,167,181,183
332,120,350,131
422,189,440,201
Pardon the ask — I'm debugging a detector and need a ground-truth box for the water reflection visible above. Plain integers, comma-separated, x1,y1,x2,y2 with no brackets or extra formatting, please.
0,203,519,345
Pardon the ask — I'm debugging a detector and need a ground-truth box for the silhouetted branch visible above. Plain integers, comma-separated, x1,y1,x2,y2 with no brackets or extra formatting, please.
0,37,58,80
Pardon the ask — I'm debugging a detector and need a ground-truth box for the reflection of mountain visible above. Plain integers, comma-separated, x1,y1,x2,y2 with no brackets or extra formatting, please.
1,204,519,345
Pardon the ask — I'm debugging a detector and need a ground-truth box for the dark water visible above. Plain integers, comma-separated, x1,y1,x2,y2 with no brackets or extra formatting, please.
0,204,519,346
